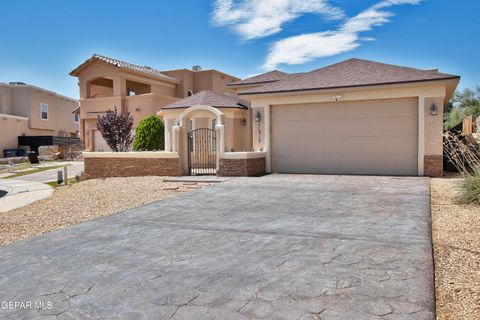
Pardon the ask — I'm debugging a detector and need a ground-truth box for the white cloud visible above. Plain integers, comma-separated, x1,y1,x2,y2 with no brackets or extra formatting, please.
263,32,359,70
263,0,421,69
211,0,345,40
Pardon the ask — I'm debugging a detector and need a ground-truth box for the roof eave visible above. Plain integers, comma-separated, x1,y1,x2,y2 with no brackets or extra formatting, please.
161,105,247,110
239,76,461,96
228,80,278,87
69,58,179,84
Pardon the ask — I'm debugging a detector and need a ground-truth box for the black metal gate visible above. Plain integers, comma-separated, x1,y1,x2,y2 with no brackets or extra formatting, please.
187,128,216,175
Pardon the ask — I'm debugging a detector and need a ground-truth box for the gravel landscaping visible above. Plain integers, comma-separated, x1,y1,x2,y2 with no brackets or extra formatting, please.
0,177,210,246
431,176,480,319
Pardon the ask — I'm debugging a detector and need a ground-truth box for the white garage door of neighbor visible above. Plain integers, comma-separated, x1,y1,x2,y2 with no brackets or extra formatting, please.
93,130,110,152
271,98,418,175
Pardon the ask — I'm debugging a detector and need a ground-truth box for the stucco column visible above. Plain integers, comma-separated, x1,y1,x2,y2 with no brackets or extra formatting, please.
164,120,171,152
172,125,188,174
172,125,180,153
264,105,271,173
215,124,225,170
251,106,266,152
417,96,425,176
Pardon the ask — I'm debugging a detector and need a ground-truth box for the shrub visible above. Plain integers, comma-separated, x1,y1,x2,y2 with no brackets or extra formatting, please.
132,116,164,151
460,171,480,205
96,108,134,152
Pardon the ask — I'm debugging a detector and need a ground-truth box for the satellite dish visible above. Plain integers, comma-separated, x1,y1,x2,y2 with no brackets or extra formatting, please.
192,65,202,72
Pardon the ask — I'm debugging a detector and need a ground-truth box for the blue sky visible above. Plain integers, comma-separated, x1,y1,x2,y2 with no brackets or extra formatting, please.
0,0,477,99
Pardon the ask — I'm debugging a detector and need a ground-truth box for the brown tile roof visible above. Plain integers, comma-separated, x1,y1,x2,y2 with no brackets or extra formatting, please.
70,54,179,84
240,58,460,95
228,70,295,86
162,90,248,110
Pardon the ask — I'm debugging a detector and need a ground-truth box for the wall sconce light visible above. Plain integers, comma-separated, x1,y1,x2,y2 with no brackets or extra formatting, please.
241,118,247,126
255,111,261,123
430,102,438,116
135,107,141,112
333,95,342,102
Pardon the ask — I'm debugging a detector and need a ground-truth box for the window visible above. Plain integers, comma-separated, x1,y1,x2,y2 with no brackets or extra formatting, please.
40,103,48,120
73,113,80,123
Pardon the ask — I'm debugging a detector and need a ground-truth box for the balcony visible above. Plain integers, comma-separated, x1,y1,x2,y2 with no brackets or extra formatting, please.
79,96,123,119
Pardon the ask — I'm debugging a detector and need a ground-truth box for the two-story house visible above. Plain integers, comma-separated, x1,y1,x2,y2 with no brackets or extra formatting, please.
0,82,79,155
69,54,240,151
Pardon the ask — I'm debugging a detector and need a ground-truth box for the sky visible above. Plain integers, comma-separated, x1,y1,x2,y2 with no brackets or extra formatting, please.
0,0,478,99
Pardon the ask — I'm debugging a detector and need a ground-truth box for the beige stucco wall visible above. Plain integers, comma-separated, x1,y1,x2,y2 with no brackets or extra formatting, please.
424,97,445,156
0,83,79,154
0,86,13,114
28,88,79,135
163,69,195,98
0,115,30,152
243,80,456,175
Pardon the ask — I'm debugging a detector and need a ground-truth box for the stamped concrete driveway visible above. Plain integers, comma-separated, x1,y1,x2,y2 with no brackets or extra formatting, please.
0,175,434,319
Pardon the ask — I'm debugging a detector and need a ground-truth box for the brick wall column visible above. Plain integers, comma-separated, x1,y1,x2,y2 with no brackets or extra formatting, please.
424,155,443,177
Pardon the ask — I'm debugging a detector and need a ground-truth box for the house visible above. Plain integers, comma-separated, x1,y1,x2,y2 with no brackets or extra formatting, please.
69,54,240,151
157,58,459,177
0,82,79,156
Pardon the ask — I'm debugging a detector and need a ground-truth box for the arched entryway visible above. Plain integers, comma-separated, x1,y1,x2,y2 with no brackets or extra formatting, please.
171,105,225,175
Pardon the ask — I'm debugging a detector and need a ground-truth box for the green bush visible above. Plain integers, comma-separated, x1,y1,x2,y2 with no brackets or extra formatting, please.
132,116,164,151
460,172,480,205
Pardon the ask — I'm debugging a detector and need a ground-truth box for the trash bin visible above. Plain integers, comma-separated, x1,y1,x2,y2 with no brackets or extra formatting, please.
3,149,15,158
27,152,39,164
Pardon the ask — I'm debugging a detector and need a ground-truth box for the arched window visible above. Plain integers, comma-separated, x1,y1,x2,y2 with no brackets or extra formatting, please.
187,90,193,97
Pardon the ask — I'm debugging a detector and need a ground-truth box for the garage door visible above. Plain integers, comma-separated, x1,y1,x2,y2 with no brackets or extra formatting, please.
93,130,110,152
271,98,418,175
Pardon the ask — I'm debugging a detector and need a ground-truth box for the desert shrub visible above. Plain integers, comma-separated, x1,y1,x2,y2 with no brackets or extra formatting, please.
460,171,480,204
443,132,480,174
444,132,480,205
96,108,134,152
132,116,164,151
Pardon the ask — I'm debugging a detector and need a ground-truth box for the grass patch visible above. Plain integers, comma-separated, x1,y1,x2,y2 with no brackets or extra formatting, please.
5,165,67,179
45,177,79,188
460,172,480,205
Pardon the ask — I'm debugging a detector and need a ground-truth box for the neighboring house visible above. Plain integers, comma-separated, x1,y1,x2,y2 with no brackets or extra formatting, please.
0,82,79,156
69,54,239,151
158,58,460,177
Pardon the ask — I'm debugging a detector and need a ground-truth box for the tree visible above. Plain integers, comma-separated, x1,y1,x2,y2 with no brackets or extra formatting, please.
132,116,164,151
96,108,134,152
453,86,480,119
444,85,480,130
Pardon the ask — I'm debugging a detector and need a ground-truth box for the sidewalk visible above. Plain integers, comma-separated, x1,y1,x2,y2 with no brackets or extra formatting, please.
1,161,84,183
0,180,53,213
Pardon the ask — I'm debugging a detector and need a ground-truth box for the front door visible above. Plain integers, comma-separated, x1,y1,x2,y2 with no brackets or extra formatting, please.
187,128,216,175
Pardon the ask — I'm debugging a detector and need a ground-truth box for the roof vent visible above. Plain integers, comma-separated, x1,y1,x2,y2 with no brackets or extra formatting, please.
192,65,202,72
9,82,26,85
144,66,153,70
424,68,438,72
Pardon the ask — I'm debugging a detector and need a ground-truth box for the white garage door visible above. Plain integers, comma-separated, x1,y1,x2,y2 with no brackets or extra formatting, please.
93,130,110,152
271,98,418,175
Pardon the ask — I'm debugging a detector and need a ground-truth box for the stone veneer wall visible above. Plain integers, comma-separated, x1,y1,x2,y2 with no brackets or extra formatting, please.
217,157,265,177
424,155,443,177
84,157,180,179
